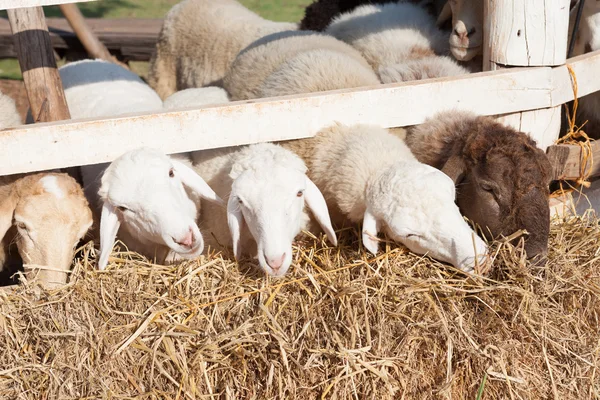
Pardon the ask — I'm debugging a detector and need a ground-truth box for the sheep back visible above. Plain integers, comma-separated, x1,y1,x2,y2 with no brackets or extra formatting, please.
147,0,297,99
0,92,22,130
224,31,376,100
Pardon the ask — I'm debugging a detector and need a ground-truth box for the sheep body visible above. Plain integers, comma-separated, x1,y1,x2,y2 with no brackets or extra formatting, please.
282,123,488,271
163,87,230,110
325,3,449,70
405,110,552,259
147,0,297,99
223,31,380,100
0,92,21,130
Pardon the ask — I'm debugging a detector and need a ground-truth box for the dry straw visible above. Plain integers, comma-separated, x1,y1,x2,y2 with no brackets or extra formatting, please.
1,215,599,399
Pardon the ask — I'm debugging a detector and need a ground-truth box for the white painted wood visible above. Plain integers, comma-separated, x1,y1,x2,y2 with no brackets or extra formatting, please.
0,0,95,10
484,0,571,150
484,0,570,68
0,50,599,176
0,68,557,175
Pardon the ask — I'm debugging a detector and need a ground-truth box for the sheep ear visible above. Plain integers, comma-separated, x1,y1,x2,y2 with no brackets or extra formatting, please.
441,155,467,184
171,159,224,206
0,192,17,242
305,178,337,246
362,209,381,255
227,195,245,260
98,202,120,271
436,1,452,26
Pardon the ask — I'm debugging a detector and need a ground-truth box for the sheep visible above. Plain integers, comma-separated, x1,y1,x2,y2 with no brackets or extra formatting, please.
147,0,297,100
0,93,92,288
324,2,470,82
97,147,223,270
49,60,221,268
0,173,93,287
282,123,488,272
162,87,230,110
440,0,482,62
190,143,338,277
298,0,447,32
223,31,380,101
405,110,552,260
0,92,22,130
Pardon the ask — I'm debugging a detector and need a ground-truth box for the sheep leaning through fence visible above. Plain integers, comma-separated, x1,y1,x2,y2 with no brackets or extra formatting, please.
147,0,297,99
190,143,337,277
0,92,93,288
282,123,488,272
405,110,553,260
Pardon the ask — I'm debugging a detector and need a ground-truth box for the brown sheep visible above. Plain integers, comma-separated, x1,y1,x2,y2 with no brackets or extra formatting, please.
405,111,552,259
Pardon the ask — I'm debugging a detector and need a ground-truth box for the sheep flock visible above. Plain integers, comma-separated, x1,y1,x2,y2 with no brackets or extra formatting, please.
0,0,599,399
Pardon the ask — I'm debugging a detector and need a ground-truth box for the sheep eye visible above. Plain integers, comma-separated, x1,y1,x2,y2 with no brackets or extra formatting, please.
117,206,128,212
238,198,244,206
15,222,27,230
480,183,494,192
169,168,175,178
296,190,304,197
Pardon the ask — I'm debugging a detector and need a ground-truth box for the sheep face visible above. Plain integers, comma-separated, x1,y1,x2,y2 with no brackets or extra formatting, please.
0,173,93,284
448,0,483,61
442,121,552,260
97,148,223,270
364,162,488,272
227,155,337,277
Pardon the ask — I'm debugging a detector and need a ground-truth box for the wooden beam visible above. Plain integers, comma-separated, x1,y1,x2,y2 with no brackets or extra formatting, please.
7,6,71,123
58,3,129,69
0,0,95,10
483,0,570,151
0,50,599,177
546,141,600,180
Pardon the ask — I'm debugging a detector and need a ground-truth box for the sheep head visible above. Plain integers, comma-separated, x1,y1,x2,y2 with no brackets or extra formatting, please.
0,173,93,286
441,116,552,260
363,161,488,273
97,148,224,270
446,0,483,61
227,143,337,277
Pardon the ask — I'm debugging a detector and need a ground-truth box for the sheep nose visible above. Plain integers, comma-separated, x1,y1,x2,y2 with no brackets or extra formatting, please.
175,228,194,248
265,252,286,271
454,27,476,41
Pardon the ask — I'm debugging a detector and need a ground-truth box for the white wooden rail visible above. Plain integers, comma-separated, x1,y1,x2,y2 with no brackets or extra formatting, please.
0,50,599,176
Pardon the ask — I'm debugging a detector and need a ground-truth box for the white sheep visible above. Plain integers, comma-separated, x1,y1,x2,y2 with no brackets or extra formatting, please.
324,2,470,82
162,87,230,110
223,31,380,101
97,147,223,270
147,0,297,100
282,123,488,272
51,59,221,268
437,0,483,62
190,143,337,277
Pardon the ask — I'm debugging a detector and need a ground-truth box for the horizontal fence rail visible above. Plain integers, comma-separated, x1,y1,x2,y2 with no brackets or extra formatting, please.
0,50,599,176
0,0,95,10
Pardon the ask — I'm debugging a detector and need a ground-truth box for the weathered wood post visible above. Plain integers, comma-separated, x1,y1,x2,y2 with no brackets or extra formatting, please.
483,0,571,150
7,6,71,123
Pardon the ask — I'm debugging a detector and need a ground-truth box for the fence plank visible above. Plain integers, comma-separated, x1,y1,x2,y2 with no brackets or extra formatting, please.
0,0,95,10
546,142,600,181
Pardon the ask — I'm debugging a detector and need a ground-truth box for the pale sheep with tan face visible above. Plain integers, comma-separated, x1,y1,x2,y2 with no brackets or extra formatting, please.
0,173,93,287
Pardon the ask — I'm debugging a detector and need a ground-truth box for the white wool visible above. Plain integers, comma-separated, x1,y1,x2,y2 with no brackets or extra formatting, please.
190,142,337,277
162,87,230,109
0,92,22,130
40,175,65,199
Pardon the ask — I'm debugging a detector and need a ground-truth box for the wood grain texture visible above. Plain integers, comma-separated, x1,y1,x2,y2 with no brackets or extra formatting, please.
546,141,600,180
7,6,71,123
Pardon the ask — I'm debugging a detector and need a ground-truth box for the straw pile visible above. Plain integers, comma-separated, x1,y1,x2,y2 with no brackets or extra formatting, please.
1,215,599,399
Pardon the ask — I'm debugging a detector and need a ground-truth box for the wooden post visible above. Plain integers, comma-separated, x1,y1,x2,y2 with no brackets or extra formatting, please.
483,0,571,150
59,3,129,69
7,6,71,123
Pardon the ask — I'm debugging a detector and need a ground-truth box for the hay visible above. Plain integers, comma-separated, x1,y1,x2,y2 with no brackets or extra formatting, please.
1,216,599,399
